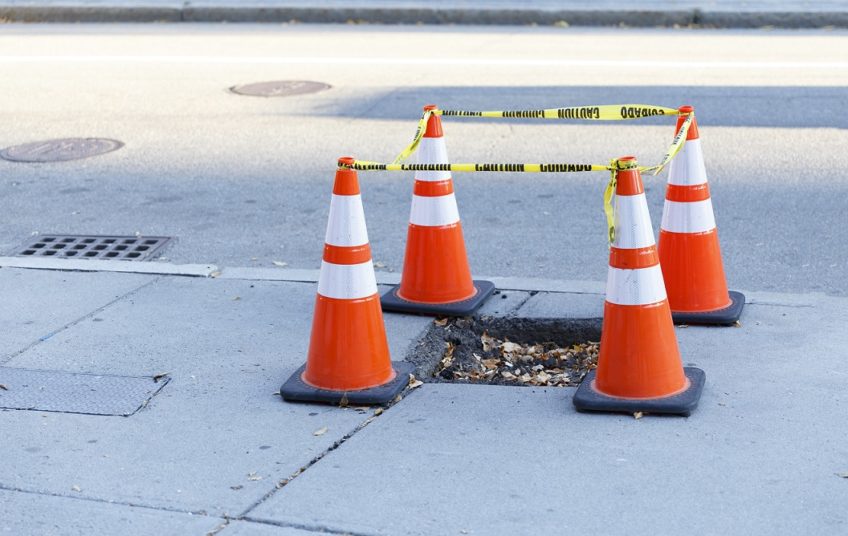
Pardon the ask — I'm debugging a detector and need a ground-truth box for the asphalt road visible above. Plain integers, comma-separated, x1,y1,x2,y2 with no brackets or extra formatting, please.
0,24,846,295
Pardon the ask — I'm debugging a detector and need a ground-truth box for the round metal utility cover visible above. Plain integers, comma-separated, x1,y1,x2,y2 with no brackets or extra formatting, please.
0,138,124,163
230,80,332,97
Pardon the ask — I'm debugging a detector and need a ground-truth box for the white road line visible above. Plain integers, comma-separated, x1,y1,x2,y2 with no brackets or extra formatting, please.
0,56,845,69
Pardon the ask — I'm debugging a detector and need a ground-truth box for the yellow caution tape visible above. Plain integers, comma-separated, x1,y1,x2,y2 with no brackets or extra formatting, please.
391,108,435,164
362,105,694,246
640,112,692,176
602,113,692,245
350,161,608,173
439,104,680,120
392,104,680,164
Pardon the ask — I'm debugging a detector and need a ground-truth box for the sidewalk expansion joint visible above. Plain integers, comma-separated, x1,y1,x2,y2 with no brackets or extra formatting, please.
0,276,162,366
0,483,220,518
240,517,379,536
236,389,423,524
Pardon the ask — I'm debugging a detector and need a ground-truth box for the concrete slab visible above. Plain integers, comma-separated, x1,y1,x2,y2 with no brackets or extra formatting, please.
0,267,155,363
475,289,531,317
1,274,431,516
248,295,848,535
0,488,222,536
515,291,604,319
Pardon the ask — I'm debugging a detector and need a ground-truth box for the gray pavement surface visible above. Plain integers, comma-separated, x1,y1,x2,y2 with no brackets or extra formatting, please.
1,23,847,535
0,1,846,27
1,263,846,534
0,25,846,296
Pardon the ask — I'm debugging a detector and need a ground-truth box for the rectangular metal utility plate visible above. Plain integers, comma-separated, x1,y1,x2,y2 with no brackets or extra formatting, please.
12,235,172,261
0,368,170,416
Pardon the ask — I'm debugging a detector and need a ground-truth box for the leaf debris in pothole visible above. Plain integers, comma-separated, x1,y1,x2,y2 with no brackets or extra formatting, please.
407,374,423,390
312,426,328,436
437,329,599,387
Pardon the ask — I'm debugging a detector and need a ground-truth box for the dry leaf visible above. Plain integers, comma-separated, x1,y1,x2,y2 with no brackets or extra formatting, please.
408,374,424,389
152,373,169,383
434,317,448,327
209,271,222,278
374,408,384,416
71,485,81,492
232,296,241,301
247,472,262,481
272,261,288,267
837,472,848,478
313,427,328,436
0,384,7,391
373,261,386,268
733,321,742,328
501,341,522,354
633,412,644,419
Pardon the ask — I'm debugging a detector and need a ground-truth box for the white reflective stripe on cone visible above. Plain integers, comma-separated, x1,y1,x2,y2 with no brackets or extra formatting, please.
317,260,378,300
613,194,656,249
605,265,668,306
661,198,717,234
415,137,451,182
409,193,461,227
668,138,708,186
325,194,369,247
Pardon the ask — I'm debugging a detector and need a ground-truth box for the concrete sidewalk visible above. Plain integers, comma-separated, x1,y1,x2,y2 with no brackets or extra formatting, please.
0,0,846,27
1,259,846,535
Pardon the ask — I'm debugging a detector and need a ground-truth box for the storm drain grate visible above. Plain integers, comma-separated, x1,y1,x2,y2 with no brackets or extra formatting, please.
13,235,172,261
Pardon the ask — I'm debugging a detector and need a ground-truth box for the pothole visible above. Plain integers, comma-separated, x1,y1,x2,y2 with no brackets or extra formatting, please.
409,317,602,387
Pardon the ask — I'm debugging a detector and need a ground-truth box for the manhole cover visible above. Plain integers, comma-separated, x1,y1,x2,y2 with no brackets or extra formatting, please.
13,235,172,261
230,80,332,97
0,138,124,163
410,316,602,387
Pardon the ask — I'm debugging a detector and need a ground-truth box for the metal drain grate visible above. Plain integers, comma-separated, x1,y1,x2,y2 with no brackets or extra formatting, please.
14,235,172,261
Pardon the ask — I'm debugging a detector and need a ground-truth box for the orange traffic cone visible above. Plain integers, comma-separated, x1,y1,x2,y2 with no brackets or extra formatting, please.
658,105,744,325
573,157,704,416
381,104,495,316
281,157,413,405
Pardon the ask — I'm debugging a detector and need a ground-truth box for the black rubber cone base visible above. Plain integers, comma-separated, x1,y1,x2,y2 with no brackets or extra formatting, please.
671,290,745,326
380,280,495,316
573,367,705,416
280,361,415,406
